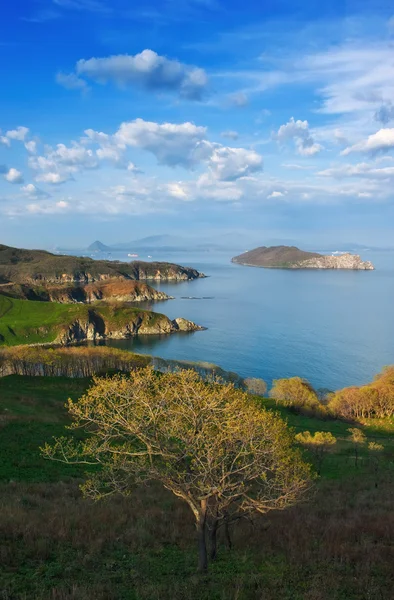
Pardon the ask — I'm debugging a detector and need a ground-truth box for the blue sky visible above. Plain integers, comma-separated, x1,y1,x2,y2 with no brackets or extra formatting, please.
1,0,394,248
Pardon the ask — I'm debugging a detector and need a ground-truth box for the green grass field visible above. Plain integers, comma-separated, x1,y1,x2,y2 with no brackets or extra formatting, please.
0,295,170,346
1,375,393,599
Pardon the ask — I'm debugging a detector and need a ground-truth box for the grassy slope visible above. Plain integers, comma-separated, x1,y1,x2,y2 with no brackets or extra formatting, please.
232,246,322,267
0,295,169,346
0,243,200,283
1,375,393,600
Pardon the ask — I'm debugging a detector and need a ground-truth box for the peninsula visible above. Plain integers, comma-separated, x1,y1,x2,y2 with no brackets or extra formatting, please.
0,243,206,345
0,244,205,285
231,246,375,270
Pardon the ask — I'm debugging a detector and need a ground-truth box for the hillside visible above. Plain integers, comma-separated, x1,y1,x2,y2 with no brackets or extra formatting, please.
232,245,375,270
0,373,393,599
0,280,171,304
0,295,203,346
0,244,204,284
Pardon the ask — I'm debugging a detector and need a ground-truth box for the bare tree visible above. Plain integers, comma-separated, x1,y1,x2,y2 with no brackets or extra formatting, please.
42,367,311,572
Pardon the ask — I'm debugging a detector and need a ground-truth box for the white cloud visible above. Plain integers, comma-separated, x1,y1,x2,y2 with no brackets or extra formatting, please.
25,141,37,154
35,172,70,184
165,182,189,200
0,134,10,147
26,199,70,214
56,72,89,93
220,130,239,140
6,126,29,141
30,142,98,183
207,146,263,181
74,49,208,100
268,190,285,199
342,128,394,155
127,162,142,174
113,118,208,168
5,168,24,184
21,183,50,199
276,118,323,156
318,162,394,179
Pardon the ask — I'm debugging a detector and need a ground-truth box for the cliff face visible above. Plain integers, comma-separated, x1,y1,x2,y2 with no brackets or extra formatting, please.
57,312,204,345
295,254,374,270
232,246,375,270
0,280,172,303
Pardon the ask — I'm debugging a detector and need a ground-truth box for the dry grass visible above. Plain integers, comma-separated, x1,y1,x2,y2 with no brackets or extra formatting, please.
1,474,394,600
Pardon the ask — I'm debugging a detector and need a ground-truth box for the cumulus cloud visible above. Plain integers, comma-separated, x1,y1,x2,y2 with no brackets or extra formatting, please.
21,183,50,199
56,72,89,93
29,142,98,183
341,128,394,155
6,126,29,141
4,168,24,184
73,49,208,100
276,118,323,156
220,130,239,140
113,118,208,168
207,146,263,181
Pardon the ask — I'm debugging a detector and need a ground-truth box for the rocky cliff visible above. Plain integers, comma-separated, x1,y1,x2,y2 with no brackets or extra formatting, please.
232,246,375,270
0,280,172,303
57,311,204,345
294,253,374,270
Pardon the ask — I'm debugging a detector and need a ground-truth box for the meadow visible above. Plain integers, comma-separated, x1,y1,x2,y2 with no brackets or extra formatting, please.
1,375,393,600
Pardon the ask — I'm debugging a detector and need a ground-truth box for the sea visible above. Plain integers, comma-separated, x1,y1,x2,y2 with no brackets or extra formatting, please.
71,248,394,392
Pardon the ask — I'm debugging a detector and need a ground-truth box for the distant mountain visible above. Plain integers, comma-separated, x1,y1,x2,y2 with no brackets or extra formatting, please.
88,241,113,252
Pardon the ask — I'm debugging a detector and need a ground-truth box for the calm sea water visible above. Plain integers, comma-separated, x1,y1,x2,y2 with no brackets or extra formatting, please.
81,249,394,391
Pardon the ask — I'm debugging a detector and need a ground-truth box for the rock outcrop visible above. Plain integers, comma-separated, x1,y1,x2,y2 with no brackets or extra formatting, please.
232,246,375,270
56,312,205,345
294,253,374,270
0,280,172,303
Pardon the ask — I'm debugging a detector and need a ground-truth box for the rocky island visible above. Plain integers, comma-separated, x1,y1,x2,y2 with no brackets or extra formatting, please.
232,246,375,270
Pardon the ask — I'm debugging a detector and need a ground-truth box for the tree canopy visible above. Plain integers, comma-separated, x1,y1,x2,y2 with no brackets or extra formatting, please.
42,367,311,572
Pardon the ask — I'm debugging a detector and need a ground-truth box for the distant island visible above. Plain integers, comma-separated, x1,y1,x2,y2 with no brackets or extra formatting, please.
231,246,375,270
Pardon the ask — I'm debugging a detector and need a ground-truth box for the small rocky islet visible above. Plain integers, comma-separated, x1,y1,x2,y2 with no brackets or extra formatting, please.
231,245,375,270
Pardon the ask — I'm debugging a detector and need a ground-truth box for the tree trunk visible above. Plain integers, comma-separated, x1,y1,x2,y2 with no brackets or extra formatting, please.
210,518,219,561
197,499,208,573
225,519,233,550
